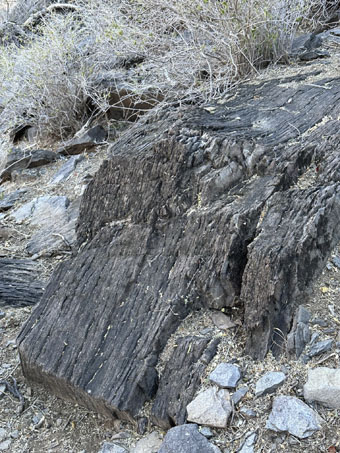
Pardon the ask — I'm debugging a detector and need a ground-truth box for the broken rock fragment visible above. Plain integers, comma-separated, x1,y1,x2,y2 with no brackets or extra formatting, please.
186,387,232,428
209,363,241,389
255,371,286,397
158,424,221,453
304,367,340,408
266,396,322,439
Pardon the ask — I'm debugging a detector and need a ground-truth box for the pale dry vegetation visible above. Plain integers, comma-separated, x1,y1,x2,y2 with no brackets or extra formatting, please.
0,0,338,144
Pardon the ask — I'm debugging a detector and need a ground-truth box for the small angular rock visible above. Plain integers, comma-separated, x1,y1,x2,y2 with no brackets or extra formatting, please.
231,386,248,406
210,312,237,330
0,189,27,212
266,396,322,439
158,424,221,453
131,431,162,453
238,432,257,453
209,363,241,389
186,387,232,428
98,442,127,453
304,367,340,408
333,256,340,268
57,125,107,156
255,371,286,397
0,430,7,442
49,155,84,185
239,407,257,418
199,427,213,439
308,339,333,357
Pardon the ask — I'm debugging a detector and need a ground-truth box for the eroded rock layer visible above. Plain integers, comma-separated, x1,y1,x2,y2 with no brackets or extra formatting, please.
18,71,340,421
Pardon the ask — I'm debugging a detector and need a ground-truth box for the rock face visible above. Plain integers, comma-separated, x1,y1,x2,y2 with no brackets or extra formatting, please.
18,71,340,421
186,387,232,428
304,367,340,408
266,396,322,439
287,306,311,358
158,424,221,453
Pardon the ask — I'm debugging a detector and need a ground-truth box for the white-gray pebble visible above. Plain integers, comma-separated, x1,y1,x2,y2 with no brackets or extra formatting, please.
304,367,340,408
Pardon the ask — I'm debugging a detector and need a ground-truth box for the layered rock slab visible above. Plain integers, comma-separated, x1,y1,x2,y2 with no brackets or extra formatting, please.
18,71,340,420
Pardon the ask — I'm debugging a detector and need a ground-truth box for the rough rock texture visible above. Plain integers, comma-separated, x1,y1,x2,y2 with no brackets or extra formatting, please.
0,259,45,307
18,71,340,420
209,363,241,389
151,336,219,429
287,305,311,358
186,387,232,428
308,339,333,357
49,155,85,185
255,371,286,397
304,367,340,408
158,424,221,453
238,432,257,453
266,396,322,439
97,442,127,453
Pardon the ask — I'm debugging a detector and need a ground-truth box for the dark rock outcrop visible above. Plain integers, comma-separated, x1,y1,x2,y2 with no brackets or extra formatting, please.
18,70,340,422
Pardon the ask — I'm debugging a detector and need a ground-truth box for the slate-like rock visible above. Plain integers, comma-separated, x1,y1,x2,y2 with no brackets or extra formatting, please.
11,195,70,225
304,367,340,408
287,306,311,358
158,424,221,453
131,431,162,453
238,432,257,453
18,71,340,421
186,387,232,428
0,148,58,182
266,396,322,439
49,155,84,185
255,371,286,397
152,336,219,428
57,125,107,156
239,407,257,418
98,442,127,453
11,195,79,256
0,258,45,307
26,198,80,256
308,339,333,357
209,363,241,389
231,386,249,406
0,189,27,212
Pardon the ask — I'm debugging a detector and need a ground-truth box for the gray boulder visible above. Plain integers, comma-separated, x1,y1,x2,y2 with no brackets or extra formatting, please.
266,396,323,439
304,367,340,408
158,424,221,453
131,431,162,452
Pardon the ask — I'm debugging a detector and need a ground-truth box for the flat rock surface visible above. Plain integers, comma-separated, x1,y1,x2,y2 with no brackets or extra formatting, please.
186,387,232,428
266,396,322,439
131,431,162,453
0,189,27,212
158,424,221,453
304,367,340,408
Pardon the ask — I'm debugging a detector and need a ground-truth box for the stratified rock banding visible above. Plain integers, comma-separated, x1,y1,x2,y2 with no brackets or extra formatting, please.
18,71,340,422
